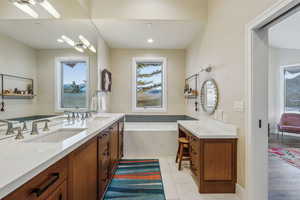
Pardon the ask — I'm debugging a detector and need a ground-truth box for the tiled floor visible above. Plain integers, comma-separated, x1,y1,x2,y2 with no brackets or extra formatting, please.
124,156,239,200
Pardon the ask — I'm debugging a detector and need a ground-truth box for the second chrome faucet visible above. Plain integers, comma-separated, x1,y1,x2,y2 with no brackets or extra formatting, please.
31,119,50,135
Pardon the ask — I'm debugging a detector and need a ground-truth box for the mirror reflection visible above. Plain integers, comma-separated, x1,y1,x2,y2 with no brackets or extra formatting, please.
0,8,99,121
200,79,218,115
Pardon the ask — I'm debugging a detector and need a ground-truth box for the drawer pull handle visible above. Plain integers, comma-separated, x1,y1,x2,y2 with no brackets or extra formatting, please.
32,173,60,197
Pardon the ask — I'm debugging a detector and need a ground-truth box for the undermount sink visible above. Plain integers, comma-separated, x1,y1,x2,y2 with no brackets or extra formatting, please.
25,128,87,143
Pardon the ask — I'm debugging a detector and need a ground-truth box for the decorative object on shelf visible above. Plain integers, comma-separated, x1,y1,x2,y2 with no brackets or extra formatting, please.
184,73,199,111
0,74,35,108
101,69,112,92
200,79,219,115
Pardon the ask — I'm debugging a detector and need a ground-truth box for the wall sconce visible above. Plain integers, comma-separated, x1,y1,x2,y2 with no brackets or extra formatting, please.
200,65,213,73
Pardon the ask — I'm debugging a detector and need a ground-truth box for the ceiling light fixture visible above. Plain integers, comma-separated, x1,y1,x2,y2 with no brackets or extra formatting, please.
61,35,75,46
147,38,154,44
79,35,90,47
12,1,39,18
38,0,60,19
74,46,84,53
57,38,64,43
89,45,97,53
10,0,60,19
59,35,97,53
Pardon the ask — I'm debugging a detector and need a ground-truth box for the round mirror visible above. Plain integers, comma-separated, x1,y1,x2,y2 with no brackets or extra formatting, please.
200,79,218,115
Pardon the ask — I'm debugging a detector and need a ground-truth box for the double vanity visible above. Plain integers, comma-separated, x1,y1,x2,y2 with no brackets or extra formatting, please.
0,113,125,200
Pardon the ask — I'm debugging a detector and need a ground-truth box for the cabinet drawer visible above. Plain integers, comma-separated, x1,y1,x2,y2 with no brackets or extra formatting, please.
44,181,67,200
3,158,68,200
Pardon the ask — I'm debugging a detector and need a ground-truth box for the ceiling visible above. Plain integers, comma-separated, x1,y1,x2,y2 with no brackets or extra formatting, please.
93,20,203,49
0,0,88,19
269,10,300,49
0,19,98,49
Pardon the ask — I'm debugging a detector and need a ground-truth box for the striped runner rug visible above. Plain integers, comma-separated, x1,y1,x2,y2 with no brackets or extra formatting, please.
104,159,166,200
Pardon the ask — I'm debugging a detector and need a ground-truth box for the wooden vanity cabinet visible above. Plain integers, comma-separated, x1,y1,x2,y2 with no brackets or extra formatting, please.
2,119,125,200
189,134,200,181
68,138,98,200
45,181,67,200
178,125,237,194
118,118,124,159
109,122,119,177
2,157,68,200
98,130,111,198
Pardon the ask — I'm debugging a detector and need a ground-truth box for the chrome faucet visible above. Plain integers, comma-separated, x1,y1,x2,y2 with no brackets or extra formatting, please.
31,119,50,135
0,119,15,135
13,127,24,140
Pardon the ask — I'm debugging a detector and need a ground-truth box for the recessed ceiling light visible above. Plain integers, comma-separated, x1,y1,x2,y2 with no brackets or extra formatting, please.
147,38,154,43
57,38,64,43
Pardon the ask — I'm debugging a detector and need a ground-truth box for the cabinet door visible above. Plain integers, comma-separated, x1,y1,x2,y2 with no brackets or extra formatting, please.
98,133,110,198
68,138,98,200
109,123,119,176
118,120,124,159
45,181,67,200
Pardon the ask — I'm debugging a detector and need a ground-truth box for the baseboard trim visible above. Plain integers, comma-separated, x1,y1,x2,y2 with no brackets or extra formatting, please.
236,184,245,200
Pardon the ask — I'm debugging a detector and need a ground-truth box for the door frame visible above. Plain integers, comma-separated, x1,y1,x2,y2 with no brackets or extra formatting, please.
245,0,300,200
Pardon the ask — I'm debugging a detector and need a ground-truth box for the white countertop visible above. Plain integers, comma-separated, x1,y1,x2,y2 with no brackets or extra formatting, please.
177,118,238,139
0,113,124,199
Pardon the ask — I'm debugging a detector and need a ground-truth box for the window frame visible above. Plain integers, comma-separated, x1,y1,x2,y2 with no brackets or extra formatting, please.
55,56,90,112
132,57,167,112
280,64,300,114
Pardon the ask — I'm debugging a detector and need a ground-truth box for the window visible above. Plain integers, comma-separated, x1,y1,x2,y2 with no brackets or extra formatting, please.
284,66,300,112
132,57,167,112
55,57,89,111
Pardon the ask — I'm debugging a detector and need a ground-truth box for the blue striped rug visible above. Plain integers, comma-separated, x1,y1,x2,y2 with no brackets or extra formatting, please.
104,159,166,200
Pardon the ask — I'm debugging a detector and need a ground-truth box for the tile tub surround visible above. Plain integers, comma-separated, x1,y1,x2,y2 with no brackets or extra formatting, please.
123,115,197,157
125,115,197,122
124,122,178,156
0,113,124,199
177,118,238,139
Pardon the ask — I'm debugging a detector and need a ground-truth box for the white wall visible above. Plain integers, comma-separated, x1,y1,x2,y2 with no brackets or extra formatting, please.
185,0,280,187
97,36,111,112
0,33,38,119
91,0,207,21
110,49,185,115
268,47,300,131
36,49,97,114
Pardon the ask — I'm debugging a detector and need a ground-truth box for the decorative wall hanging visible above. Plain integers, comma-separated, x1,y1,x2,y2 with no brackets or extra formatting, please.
101,69,112,92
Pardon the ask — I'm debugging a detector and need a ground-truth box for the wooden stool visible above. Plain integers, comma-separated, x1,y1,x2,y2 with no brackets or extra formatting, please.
176,137,191,170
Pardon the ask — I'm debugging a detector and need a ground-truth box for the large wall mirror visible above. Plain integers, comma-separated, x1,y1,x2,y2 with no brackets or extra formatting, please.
0,1,99,119
200,79,219,115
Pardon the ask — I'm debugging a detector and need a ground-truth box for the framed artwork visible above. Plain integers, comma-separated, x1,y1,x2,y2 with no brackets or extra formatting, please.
101,69,112,92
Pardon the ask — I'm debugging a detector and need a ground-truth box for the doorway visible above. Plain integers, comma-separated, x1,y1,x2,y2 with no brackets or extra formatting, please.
246,1,300,200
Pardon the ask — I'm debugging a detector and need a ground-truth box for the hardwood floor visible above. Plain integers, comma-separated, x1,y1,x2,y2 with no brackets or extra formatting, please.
269,133,300,200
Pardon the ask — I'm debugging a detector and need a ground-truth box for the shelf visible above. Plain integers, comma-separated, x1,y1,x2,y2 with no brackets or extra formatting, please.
1,94,35,99
185,95,197,99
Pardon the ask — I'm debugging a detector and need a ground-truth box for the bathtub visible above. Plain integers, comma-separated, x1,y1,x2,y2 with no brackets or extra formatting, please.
124,115,196,157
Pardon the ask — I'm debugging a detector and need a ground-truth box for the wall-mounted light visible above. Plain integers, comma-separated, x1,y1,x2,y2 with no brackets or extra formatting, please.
200,65,213,73
11,0,60,19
